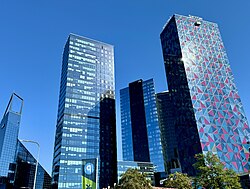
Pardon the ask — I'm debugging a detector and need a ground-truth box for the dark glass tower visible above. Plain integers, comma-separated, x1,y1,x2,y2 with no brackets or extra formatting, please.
156,91,181,174
99,97,117,188
128,80,150,162
52,34,116,189
160,14,250,175
120,79,165,172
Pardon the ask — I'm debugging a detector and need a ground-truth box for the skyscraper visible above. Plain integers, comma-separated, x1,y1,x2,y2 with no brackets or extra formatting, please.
0,93,23,178
160,14,250,175
120,79,165,172
0,94,51,189
156,91,181,174
52,34,116,189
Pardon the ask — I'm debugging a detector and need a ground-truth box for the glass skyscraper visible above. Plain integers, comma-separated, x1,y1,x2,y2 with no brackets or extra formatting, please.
160,14,250,175
156,91,181,174
0,93,23,178
120,79,165,172
52,34,116,189
0,94,51,189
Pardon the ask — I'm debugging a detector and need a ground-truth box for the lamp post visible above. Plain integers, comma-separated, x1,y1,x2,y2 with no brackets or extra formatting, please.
20,139,40,189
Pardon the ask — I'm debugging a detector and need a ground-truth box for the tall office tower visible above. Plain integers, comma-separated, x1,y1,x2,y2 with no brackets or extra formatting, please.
156,91,181,174
0,93,23,178
160,14,250,175
52,34,116,189
120,79,165,172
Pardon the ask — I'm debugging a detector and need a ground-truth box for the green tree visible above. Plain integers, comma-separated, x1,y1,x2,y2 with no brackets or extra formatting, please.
116,168,152,189
164,172,192,189
193,152,241,189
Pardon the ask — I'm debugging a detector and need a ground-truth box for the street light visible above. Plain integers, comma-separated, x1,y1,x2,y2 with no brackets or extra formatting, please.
20,139,40,189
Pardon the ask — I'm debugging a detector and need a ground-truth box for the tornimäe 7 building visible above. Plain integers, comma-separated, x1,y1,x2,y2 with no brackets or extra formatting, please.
52,34,116,189
160,14,249,175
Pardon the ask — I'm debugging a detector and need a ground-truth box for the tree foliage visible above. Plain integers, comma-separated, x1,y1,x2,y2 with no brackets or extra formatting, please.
164,172,192,189
116,168,152,189
193,152,241,189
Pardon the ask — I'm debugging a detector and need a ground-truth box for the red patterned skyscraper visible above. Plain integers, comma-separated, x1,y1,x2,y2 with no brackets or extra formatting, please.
160,14,249,175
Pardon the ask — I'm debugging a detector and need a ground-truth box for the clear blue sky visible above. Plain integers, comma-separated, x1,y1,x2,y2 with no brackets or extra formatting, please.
0,0,249,174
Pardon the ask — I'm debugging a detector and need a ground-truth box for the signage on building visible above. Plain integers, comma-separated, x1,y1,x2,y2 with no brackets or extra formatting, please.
82,158,98,189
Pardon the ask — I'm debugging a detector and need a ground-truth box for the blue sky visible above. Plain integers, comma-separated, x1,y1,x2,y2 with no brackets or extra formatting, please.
0,1,249,174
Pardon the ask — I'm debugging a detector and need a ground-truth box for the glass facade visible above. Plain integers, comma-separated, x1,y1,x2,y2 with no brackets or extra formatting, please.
0,94,23,178
14,140,51,189
120,88,133,161
99,97,117,189
0,94,51,189
129,80,150,162
117,161,154,184
160,14,250,175
120,79,165,172
52,34,116,189
156,91,181,174
142,79,165,172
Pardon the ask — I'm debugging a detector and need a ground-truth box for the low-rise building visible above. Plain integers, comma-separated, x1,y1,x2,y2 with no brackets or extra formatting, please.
117,160,155,184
